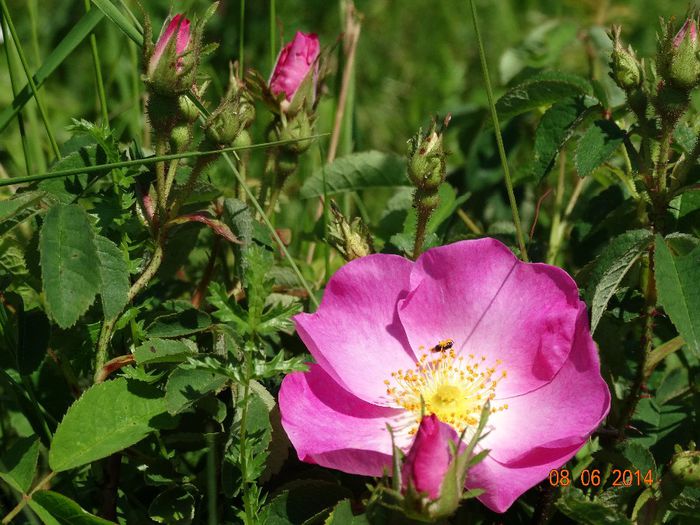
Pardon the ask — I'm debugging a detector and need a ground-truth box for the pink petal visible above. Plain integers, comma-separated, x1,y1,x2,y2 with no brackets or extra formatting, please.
467,444,583,513
402,414,457,499
269,31,320,100
398,238,582,397
294,254,417,405
150,14,191,73
481,306,610,463
279,364,400,476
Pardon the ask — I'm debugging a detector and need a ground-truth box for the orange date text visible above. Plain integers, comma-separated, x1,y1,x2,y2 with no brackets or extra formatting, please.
548,469,654,487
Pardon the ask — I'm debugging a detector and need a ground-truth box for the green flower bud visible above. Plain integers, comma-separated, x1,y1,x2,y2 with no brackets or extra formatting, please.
670,450,700,488
658,17,700,90
609,26,642,90
170,124,191,152
407,117,449,193
204,76,256,146
277,112,315,154
178,95,200,123
327,201,374,261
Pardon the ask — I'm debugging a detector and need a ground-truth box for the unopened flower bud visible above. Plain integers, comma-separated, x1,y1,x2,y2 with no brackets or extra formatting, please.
609,26,642,90
178,95,200,123
277,112,314,154
327,201,374,261
658,17,700,90
407,118,448,192
204,76,256,146
269,32,320,106
170,124,191,152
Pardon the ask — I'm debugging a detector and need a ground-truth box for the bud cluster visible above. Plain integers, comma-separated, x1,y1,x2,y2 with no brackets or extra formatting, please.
205,69,256,146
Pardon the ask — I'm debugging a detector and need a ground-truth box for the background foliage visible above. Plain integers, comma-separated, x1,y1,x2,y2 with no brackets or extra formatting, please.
1,0,699,524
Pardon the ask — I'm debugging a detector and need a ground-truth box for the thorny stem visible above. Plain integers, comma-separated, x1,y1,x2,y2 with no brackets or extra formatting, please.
412,205,431,260
155,139,168,216
94,238,165,383
616,245,656,440
238,349,255,524
546,152,567,265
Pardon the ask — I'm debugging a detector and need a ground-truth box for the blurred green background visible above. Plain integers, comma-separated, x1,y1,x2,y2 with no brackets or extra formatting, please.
0,0,694,177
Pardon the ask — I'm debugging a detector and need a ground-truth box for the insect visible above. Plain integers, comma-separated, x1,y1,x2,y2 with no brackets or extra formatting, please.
430,339,454,353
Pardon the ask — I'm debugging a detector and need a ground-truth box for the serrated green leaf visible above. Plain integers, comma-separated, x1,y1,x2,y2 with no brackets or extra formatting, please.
95,235,129,320
531,97,588,183
556,487,632,525
39,145,106,204
49,378,166,472
299,151,409,198
259,480,353,525
655,236,700,354
147,309,212,338
149,484,198,525
28,490,113,525
165,367,228,414
496,70,593,121
324,499,370,524
0,191,44,222
576,120,626,178
0,436,39,493
39,204,100,329
586,229,653,333
134,338,197,365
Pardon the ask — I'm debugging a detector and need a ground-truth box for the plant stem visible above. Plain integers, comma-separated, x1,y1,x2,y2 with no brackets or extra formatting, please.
0,135,328,188
2,15,31,175
269,0,276,69
155,139,168,217
0,0,60,160
84,0,109,125
546,152,567,265
616,245,656,439
94,240,165,382
238,350,254,524
412,205,431,259
239,0,245,73
468,0,528,261
206,428,218,525
1,471,56,524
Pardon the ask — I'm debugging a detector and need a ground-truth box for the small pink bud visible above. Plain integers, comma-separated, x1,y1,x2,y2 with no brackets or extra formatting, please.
269,31,320,101
401,414,455,500
673,18,697,48
149,14,191,75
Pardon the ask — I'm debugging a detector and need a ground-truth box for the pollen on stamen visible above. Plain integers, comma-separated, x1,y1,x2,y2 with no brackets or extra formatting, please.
383,340,509,436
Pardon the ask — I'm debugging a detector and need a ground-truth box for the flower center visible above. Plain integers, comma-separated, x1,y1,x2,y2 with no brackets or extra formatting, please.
384,341,508,435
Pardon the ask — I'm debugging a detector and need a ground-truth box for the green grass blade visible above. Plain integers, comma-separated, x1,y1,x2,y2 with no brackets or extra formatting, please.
0,0,61,159
0,8,104,133
91,0,143,46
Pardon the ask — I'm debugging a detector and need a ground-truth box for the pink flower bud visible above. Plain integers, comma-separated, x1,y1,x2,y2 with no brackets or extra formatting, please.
673,18,697,48
269,31,320,101
401,414,456,500
149,14,191,75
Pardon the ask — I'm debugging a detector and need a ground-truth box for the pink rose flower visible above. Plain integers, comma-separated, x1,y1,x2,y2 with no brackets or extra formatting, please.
269,31,320,101
401,414,457,500
674,18,697,48
149,14,191,75
279,238,610,513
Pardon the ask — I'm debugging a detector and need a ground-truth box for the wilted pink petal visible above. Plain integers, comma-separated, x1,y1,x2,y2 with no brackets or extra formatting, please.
149,14,191,74
269,31,320,101
401,414,457,500
279,238,611,513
